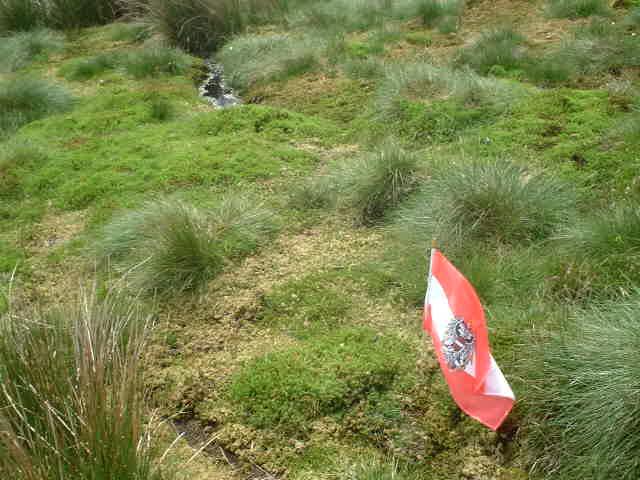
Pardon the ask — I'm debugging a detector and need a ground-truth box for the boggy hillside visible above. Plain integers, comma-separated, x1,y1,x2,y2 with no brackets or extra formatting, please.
1,0,640,479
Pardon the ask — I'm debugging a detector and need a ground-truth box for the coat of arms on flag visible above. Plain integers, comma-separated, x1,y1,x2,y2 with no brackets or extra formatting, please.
423,248,515,430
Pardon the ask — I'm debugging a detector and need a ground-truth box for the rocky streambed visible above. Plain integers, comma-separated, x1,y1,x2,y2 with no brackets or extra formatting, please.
199,60,241,108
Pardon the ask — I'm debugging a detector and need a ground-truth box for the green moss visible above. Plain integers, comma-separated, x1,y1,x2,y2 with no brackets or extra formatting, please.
0,141,47,200
388,97,499,144
229,327,410,434
405,31,433,47
345,39,385,59
259,274,353,339
252,76,374,127
8,91,339,219
469,88,632,194
0,239,25,273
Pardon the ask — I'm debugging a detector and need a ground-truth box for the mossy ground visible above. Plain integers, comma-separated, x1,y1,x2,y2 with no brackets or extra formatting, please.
2,0,640,478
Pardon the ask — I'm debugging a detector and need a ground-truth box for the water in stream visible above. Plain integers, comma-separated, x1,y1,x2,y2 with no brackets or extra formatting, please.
198,60,241,108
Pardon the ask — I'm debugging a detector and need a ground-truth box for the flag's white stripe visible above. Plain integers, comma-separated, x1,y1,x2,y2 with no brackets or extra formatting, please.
426,273,454,341
427,273,514,399
483,356,515,400
426,274,476,377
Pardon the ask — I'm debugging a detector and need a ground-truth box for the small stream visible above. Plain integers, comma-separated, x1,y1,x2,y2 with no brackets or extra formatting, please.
199,60,241,108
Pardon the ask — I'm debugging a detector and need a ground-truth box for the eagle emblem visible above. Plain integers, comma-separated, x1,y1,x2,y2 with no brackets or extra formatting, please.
442,316,475,371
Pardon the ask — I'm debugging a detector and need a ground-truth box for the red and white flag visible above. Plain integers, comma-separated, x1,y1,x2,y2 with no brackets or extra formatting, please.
423,248,515,430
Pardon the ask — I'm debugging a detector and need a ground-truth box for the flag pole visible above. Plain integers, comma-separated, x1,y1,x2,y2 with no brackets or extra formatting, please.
426,238,437,299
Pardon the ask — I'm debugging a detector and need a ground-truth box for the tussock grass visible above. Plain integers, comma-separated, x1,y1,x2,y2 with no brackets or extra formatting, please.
456,28,527,75
342,57,385,80
288,175,336,211
148,95,174,121
380,159,574,306
218,33,322,91
524,56,572,84
122,46,192,78
625,6,640,28
97,195,276,296
374,62,523,142
555,202,640,299
525,296,640,479
60,52,119,80
45,0,120,29
335,142,420,225
0,287,159,480
560,19,640,74
377,62,520,119
408,159,575,245
97,200,220,296
0,0,120,32
61,47,191,80
526,18,640,83
289,142,420,222
332,459,417,480
0,77,74,137
385,225,555,306
547,0,610,18
606,78,639,110
0,0,44,33
291,0,395,32
130,0,244,55
108,21,151,42
0,29,64,73
415,0,464,33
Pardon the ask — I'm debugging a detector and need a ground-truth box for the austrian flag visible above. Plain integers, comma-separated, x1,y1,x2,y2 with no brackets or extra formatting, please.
423,249,515,430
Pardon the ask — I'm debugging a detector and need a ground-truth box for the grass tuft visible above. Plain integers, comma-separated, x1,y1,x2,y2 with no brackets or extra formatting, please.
218,33,322,92
122,46,192,78
97,195,276,296
456,28,527,75
334,459,418,480
129,0,244,55
555,202,640,299
60,52,119,80
335,142,421,225
374,62,523,142
46,0,120,30
148,95,174,122
0,286,159,480
547,0,610,18
408,159,575,245
108,22,151,42
342,57,385,80
559,19,640,75
377,62,520,119
0,0,44,33
61,47,191,80
525,18,640,83
288,175,336,212
625,6,640,28
0,29,64,73
0,76,74,137
97,200,220,296
415,0,464,33
525,296,640,479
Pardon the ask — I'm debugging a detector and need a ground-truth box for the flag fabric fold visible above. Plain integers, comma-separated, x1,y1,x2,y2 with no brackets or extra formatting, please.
423,248,515,430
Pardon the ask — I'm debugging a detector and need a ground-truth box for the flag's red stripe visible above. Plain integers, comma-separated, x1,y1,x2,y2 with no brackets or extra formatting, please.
427,320,514,430
429,250,490,391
